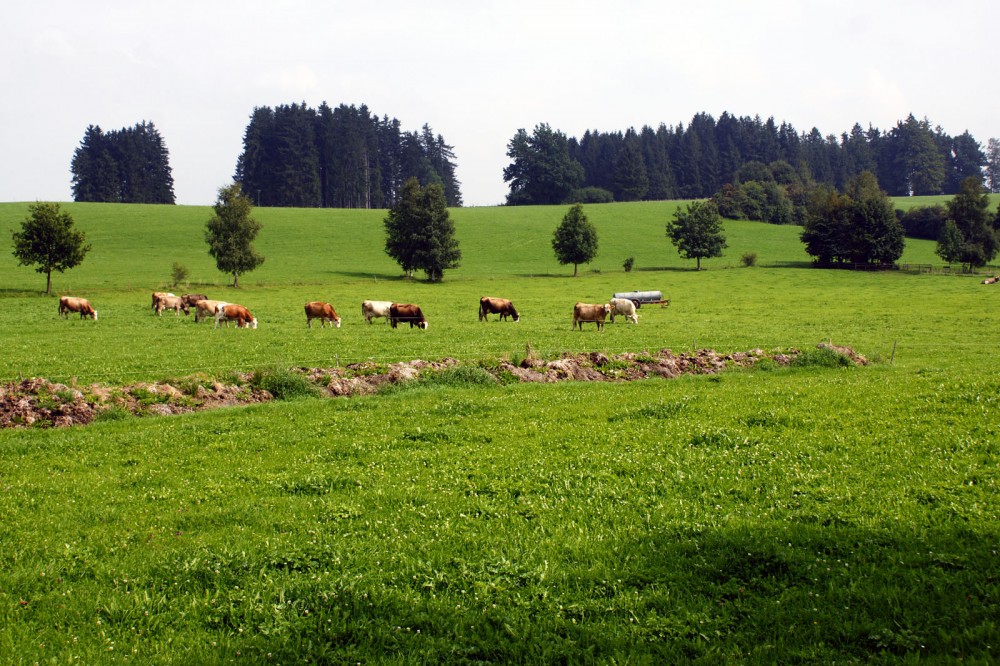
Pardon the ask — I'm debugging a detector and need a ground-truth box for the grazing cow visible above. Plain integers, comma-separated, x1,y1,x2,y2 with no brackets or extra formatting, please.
572,302,610,331
479,296,520,322
154,294,190,316
361,300,393,324
181,293,208,309
215,303,257,329
608,298,639,324
389,303,428,329
151,291,175,311
304,301,342,328
194,299,228,323
58,296,98,320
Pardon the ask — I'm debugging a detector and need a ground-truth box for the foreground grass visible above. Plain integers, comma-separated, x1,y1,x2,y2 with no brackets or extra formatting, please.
2,364,997,663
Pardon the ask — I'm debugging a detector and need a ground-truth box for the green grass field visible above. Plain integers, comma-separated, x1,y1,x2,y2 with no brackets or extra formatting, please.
1,200,998,663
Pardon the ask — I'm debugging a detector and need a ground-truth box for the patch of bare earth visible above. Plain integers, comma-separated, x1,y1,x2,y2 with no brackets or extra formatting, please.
0,345,866,429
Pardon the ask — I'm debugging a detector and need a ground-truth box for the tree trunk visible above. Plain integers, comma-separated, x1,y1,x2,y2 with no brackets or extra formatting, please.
573,263,578,277
233,272,240,288
696,257,702,270
46,269,52,295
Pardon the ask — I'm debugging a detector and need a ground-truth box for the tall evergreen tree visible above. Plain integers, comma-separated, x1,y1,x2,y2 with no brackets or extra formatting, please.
71,121,174,204
504,124,584,205
612,132,649,201
384,177,461,281
205,183,264,287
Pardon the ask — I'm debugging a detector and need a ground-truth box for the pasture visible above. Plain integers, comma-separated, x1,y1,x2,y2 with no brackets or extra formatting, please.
1,200,998,663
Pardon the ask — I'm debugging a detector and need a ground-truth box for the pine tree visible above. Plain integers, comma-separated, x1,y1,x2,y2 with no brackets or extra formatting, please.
205,183,264,287
384,178,460,281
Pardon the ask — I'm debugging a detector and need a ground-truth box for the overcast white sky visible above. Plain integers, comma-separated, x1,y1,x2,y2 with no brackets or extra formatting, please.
2,0,996,207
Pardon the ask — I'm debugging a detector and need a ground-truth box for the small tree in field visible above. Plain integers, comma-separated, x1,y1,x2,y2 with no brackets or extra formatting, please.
666,200,727,270
552,203,598,276
11,202,91,294
205,183,264,287
384,177,461,281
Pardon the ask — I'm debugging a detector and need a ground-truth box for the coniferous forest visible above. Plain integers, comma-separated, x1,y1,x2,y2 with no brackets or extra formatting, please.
505,113,991,206
70,122,175,204
234,103,462,209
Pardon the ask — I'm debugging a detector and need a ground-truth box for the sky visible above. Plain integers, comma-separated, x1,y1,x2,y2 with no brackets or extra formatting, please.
2,0,997,208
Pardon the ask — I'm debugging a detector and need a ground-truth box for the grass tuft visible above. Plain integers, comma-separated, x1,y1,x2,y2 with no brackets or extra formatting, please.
249,366,320,400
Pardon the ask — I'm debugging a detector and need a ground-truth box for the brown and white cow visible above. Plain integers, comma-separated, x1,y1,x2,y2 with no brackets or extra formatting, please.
194,299,228,323
572,302,610,331
389,303,428,329
214,303,257,329
608,298,639,324
151,292,175,311
479,296,520,322
362,300,393,324
59,296,98,320
304,301,341,328
154,294,190,316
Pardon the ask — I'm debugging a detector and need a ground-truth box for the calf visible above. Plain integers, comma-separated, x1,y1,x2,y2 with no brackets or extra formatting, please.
479,296,520,322
572,302,610,331
181,293,208,309
304,301,342,328
59,296,98,320
389,303,428,329
214,303,257,329
362,300,393,324
608,298,638,324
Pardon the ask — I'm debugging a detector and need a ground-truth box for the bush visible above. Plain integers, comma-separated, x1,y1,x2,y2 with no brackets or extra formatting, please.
171,261,189,287
623,256,635,272
566,187,614,204
740,252,758,267
249,366,319,400
791,347,853,368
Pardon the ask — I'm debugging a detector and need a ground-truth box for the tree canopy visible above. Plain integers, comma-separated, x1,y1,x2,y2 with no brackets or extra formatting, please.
665,200,727,270
383,178,461,282
205,183,265,288
11,203,91,294
552,204,599,276
503,124,584,205
71,122,175,204
935,177,1000,270
235,103,461,209
800,172,904,265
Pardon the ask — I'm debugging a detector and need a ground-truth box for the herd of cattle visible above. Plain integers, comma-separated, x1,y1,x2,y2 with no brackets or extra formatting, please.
56,293,644,330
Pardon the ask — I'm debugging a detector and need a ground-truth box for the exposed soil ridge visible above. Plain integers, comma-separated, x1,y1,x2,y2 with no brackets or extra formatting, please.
0,344,866,429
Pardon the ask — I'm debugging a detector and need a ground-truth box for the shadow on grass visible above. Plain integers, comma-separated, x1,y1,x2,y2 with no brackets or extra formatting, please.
327,271,415,281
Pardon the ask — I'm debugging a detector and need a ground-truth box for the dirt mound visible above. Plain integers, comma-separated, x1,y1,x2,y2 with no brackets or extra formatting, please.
0,344,865,430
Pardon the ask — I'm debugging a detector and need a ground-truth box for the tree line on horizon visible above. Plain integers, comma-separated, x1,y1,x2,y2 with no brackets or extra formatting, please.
234,103,462,209
70,122,175,204
504,113,999,206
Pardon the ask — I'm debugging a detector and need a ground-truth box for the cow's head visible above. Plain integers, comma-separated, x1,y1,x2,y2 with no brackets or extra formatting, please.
419,320,428,330
92,311,98,321
603,304,612,313
250,318,258,330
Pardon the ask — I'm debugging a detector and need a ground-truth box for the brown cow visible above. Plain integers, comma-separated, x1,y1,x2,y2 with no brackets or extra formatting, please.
479,296,520,322
154,294,189,316
215,303,257,329
181,293,208,308
572,302,610,331
304,301,341,328
194,299,228,323
389,303,428,329
59,296,98,320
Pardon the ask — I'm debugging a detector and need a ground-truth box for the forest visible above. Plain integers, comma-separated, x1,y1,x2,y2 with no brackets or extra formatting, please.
504,113,994,205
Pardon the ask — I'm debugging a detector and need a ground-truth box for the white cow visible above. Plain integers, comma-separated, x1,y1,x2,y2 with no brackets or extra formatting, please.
609,298,639,324
361,300,393,324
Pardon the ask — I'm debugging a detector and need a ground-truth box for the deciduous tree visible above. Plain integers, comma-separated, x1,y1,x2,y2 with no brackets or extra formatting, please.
205,183,264,288
935,177,1000,270
552,204,598,276
11,203,91,294
504,124,584,205
666,200,727,270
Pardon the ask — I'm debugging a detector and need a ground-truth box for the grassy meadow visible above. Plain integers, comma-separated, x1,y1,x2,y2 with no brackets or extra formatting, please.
1,200,998,663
